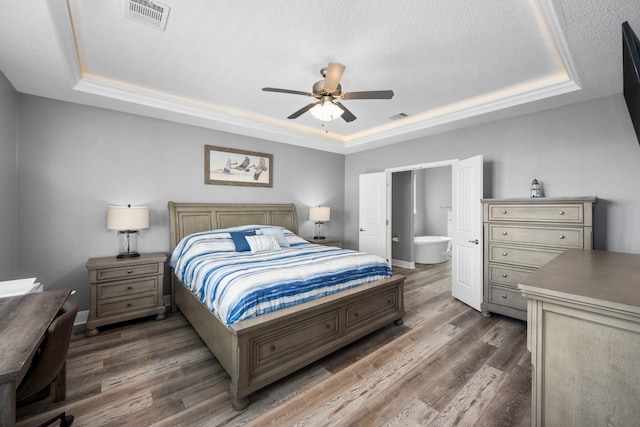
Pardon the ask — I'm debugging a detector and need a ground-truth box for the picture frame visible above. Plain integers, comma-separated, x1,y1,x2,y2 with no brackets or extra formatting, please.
205,145,273,187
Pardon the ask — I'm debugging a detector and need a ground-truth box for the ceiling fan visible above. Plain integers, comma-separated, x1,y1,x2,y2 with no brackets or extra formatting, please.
262,63,394,122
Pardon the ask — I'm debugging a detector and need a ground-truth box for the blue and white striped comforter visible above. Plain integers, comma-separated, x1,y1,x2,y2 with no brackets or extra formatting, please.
170,226,392,325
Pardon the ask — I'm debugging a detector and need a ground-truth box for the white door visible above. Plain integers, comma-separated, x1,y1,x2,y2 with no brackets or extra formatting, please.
451,155,484,311
359,172,389,262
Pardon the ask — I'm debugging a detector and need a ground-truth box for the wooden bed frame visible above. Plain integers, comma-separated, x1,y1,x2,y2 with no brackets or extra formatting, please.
168,202,405,410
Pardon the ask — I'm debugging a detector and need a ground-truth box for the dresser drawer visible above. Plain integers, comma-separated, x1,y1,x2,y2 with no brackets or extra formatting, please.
97,293,157,317
488,224,584,249
487,204,584,223
489,244,564,268
97,277,159,300
488,264,534,286
95,262,161,282
488,284,527,310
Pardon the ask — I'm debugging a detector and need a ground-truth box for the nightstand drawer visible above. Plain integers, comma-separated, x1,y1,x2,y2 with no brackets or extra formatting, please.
487,204,584,223
489,244,564,268
97,293,157,317
97,277,159,299
488,224,584,248
488,284,527,310
95,263,161,282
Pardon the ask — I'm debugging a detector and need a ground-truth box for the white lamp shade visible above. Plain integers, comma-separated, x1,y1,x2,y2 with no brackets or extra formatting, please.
107,206,149,231
310,102,344,121
309,206,331,222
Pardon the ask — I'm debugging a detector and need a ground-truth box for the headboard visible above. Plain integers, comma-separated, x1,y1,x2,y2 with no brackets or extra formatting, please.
168,202,299,251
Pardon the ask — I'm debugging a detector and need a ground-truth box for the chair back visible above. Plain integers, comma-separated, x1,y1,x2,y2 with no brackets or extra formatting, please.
16,298,78,402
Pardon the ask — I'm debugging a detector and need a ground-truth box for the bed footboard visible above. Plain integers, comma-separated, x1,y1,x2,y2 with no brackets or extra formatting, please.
174,273,405,410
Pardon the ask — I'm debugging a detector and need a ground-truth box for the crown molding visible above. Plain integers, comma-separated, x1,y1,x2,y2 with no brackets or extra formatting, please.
49,0,581,155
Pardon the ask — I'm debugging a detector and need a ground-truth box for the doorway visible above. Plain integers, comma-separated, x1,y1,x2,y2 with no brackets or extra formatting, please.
391,167,452,268
359,156,484,311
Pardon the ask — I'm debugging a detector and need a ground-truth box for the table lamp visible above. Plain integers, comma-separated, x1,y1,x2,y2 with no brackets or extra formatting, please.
309,206,330,239
107,205,149,258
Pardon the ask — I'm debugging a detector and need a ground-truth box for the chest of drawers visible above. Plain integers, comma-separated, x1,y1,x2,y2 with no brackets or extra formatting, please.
85,252,166,336
481,197,596,320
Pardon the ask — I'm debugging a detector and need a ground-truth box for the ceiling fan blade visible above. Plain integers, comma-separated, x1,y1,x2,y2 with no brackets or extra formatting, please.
263,87,314,97
334,102,357,122
323,63,346,91
287,102,318,119
340,90,394,100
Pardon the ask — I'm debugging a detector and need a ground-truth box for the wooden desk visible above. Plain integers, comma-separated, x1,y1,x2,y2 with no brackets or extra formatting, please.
519,250,640,426
0,289,71,427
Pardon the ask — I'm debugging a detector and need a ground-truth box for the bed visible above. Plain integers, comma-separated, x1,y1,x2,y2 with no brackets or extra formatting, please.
168,202,405,410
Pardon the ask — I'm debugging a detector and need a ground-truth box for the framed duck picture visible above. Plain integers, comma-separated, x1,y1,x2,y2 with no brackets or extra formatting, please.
205,145,273,187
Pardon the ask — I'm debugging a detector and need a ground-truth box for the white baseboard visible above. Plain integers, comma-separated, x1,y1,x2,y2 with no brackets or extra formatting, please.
392,259,415,269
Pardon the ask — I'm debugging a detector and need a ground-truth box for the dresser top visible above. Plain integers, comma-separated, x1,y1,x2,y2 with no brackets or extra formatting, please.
481,196,597,204
518,249,640,314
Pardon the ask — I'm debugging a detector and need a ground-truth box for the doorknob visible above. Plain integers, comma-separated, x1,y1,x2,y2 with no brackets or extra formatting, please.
359,228,365,232
468,239,479,244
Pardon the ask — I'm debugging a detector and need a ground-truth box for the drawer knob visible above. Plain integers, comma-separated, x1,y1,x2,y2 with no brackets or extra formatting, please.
270,345,276,352
127,303,132,307
558,235,565,239
502,252,508,256
501,294,508,299
502,231,508,236
502,273,508,278
326,324,331,329
127,286,133,290
354,312,359,317
501,210,507,214
558,211,565,215
127,270,133,274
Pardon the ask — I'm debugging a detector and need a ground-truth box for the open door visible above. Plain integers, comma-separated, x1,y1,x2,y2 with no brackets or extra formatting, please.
358,172,389,262
451,155,484,311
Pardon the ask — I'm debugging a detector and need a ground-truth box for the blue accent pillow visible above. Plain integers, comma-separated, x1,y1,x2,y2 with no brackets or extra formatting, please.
229,230,256,252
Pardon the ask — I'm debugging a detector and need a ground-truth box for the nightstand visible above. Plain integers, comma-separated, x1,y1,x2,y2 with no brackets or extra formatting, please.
307,237,342,248
85,252,166,336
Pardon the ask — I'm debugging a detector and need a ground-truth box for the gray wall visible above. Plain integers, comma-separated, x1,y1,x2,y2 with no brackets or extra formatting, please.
345,94,640,254
0,71,17,279
16,94,345,311
415,167,452,238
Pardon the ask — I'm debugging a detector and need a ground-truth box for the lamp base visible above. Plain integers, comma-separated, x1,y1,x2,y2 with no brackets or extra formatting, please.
117,251,141,259
117,230,140,259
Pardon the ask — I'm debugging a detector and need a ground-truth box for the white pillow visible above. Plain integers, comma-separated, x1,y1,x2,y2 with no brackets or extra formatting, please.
246,234,281,253
258,227,290,247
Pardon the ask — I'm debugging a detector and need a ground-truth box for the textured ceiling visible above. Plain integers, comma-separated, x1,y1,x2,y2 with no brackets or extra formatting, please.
1,0,639,153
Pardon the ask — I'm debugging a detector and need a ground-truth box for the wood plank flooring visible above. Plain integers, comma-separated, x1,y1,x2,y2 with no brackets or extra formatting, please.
16,262,531,426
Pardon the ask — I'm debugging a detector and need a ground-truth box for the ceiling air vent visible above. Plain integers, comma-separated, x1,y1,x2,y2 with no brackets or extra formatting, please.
388,112,409,121
125,0,170,31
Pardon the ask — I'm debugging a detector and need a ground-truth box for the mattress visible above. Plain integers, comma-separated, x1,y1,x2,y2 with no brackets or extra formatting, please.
170,225,392,325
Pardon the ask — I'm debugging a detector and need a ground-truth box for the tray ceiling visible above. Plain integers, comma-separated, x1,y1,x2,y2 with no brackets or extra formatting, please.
1,0,639,153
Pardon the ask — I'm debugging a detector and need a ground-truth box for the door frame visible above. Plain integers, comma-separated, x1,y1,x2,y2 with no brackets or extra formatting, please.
385,159,459,263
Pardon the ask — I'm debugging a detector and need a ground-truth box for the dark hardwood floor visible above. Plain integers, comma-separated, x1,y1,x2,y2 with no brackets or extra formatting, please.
17,262,531,426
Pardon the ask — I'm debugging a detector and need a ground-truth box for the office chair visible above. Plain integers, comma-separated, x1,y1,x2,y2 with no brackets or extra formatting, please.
17,298,78,426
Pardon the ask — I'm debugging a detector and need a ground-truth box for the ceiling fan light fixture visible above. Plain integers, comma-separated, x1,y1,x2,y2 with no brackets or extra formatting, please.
310,97,344,121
